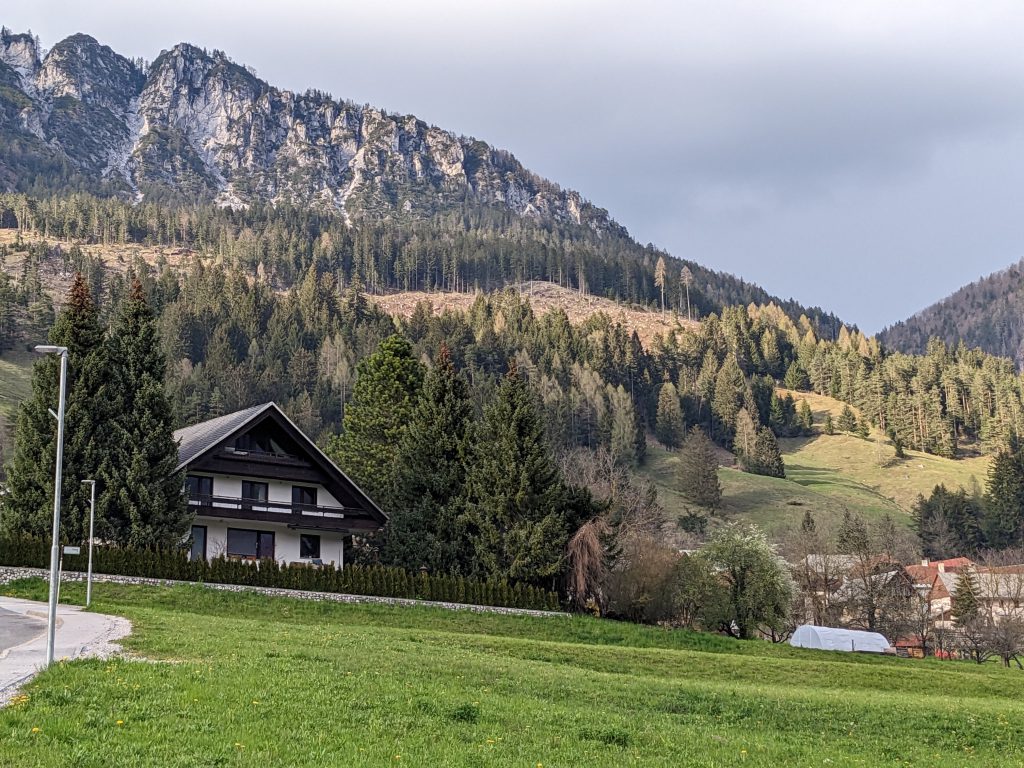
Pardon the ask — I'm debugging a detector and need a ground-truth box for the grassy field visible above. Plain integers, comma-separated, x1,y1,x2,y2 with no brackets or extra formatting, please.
1,580,1022,767
644,389,990,536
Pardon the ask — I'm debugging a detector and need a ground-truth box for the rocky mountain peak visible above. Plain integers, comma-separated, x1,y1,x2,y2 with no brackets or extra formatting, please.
0,28,622,236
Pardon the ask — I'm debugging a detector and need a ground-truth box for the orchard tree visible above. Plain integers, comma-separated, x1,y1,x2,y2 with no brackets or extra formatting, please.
699,524,794,639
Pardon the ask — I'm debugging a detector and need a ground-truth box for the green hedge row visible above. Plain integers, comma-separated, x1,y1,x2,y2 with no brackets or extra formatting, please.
0,535,561,612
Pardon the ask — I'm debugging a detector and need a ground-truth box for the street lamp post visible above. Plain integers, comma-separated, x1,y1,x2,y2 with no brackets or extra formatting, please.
82,479,96,608
35,344,68,668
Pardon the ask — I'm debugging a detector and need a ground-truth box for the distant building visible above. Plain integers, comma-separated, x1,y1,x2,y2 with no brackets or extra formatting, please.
174,403,387,567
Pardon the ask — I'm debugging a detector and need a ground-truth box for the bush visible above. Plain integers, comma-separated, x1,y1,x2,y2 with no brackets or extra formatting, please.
0,534,559,612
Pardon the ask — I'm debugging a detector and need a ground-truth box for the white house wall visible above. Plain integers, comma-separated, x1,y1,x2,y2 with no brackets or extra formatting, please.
195,517,345,567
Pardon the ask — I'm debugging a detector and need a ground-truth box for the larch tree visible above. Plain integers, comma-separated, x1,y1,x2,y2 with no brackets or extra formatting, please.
680,265,694,321
99,279,189,548
654,255,667,314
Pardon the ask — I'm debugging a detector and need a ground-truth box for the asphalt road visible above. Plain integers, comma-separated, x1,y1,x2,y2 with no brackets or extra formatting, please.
0,607,45,653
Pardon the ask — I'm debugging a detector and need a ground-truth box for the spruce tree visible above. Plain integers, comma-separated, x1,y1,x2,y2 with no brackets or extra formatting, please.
655,381,684,450
783,361,810,391
676,426,722,510
823,413,835,435
746,427,786,478
2,273,109,542
837,405,857,433
797,400,813,435
99,279,188,548
952,569,980,627
327,335,424,510
984,449,1024,549
384,346,474,573
462,365,580,585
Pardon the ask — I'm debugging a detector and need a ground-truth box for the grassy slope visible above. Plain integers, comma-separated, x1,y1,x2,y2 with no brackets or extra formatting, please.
0,348,33,459
1,580,1022,767
643,390,990,536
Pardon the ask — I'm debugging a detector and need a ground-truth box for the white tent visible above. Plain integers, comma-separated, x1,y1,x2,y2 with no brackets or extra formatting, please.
789,625,890,653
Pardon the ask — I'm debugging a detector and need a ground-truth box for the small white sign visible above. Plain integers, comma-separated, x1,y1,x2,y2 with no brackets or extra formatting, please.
62,546,81,556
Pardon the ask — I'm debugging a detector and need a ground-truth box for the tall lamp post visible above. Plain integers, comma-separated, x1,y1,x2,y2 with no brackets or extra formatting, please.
35,344,68,668
82,479,96,608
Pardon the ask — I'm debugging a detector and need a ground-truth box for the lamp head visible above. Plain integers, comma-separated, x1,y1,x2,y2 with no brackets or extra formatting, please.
34,345,68,356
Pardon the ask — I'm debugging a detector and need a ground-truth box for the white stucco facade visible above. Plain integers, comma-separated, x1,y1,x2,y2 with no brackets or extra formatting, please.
187,472,347,567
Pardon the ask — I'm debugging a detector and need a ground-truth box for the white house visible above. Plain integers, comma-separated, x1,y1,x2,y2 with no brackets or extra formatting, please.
174,402,387,567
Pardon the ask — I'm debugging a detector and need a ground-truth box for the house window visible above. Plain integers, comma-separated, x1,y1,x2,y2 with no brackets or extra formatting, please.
189,525,207,561
227,528,275,560
300,534,321,559
241,481,268,506
292,485,317,507
186,475,213,498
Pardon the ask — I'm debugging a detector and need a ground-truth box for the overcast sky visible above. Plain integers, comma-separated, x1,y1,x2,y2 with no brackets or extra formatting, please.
8,1,1024,332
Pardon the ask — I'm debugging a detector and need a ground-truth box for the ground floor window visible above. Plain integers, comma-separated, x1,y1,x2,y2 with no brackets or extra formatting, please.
227,528,275,560
189,525,207,561
300,534,321,559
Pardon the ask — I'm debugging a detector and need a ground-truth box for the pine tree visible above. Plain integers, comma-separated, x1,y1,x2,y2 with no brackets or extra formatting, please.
676,426,722,509
327,335,424,510
823,413,835,435
462,366,581,585
99,279,188,548
2,273,109,542
655,381,684,450
384,346,474,573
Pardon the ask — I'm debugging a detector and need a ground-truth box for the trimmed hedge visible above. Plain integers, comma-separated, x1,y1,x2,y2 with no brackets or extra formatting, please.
0,535,562,612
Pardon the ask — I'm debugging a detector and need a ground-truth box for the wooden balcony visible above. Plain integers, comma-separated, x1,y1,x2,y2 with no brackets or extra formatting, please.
187,494,369,533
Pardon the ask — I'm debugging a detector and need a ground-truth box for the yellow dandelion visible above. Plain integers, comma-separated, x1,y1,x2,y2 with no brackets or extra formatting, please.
31,727,40,734
234,742,244,749
116,720,124,726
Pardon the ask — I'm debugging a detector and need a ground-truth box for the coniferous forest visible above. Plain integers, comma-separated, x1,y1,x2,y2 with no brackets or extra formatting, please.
6,191,1024,596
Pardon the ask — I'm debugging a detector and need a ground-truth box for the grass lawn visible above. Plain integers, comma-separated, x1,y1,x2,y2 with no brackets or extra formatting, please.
1,580,1022,767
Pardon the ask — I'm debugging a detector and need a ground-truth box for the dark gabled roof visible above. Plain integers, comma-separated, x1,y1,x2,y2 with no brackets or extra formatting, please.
174,403,274,469
173,402,387,522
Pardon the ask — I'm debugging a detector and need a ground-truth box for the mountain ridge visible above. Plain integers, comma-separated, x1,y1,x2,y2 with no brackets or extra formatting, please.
0,27,622,234
879,258,1024,366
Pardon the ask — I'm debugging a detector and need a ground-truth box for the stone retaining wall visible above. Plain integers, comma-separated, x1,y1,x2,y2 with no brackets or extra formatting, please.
0,567,569,619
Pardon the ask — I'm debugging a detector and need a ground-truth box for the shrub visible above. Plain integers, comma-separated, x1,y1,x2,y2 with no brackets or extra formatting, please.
0,534,559,611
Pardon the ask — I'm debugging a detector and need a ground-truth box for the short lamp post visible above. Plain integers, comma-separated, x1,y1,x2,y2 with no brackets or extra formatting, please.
82,479,96,608
34,344,68,668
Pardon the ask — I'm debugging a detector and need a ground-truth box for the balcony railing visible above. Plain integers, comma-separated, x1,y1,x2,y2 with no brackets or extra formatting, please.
187,494,348,530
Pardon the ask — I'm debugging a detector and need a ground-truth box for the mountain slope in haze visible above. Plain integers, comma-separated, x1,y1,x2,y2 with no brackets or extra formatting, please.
879,259,1024,365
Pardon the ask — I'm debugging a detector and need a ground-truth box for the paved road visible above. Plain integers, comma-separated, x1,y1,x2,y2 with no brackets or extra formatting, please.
0,607,44,653
0,598,131,708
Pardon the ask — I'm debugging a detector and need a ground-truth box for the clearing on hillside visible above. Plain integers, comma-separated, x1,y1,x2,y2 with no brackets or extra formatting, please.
644,388,988,536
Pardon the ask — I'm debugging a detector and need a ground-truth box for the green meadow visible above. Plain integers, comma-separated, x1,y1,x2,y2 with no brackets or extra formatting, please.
1,580,1021,767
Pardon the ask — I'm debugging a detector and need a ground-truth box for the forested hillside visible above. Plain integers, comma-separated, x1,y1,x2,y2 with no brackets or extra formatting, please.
880,260,1024,367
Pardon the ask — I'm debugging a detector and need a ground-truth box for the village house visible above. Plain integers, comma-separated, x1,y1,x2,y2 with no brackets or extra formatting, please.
174,403,387,567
